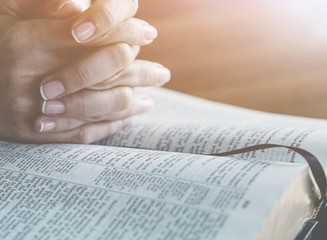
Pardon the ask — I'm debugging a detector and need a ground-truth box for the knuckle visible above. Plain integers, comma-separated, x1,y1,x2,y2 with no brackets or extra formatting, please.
2,23,25,49
76,126,93,144
86,116,105,122
107,123,121,136
111,43,134,68
93,0,138,30
6,61,30,81
115,87,133,112
62,119,78,132
72,65,94,88
0,4,15,16
124,21,139,41
128,0,139,15
64,120,74,131
139,66,153,86
75,92,92,117
0,23,40,80
100,6,115,26
7,65,22,81
0,24,26,64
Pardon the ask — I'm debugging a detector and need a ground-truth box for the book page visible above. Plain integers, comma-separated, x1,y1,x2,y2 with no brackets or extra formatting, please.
101,88,327,166
137,88,327,128
0,141,307,240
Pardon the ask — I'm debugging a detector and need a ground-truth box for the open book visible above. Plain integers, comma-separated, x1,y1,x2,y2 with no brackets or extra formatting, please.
0,88,326,240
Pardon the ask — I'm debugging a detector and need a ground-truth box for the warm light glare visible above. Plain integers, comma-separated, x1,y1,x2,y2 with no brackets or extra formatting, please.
74,0,91,10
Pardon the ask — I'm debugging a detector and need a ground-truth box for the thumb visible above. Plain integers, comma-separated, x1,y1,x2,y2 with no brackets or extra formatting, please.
70,0,139,43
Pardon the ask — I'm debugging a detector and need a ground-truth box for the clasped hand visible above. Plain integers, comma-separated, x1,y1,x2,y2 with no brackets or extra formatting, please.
0,0,170,143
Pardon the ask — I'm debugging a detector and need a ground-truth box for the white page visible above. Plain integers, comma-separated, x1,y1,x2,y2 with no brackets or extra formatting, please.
137,88,327,128
0,141,306,240
99,88,327,166
103,122,327,165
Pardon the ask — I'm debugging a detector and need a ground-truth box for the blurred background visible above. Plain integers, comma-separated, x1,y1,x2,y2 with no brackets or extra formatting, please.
137,0,327,118
80,0,327,118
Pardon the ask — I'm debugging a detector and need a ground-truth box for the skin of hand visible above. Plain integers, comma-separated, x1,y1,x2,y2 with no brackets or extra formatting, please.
0,0,171,143
0,0,83,18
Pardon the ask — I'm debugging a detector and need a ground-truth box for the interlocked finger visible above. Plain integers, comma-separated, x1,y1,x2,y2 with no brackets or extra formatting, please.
34,118,132,144
40,43,139,100
90,60,171,90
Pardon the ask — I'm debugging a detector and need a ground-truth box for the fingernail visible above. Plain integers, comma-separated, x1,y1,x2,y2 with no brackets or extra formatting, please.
72,21,96,43
42,101,65,115
156,67,171,86
40,80,65,100
144,25,158,41
55,1,82,15
138,95,154,113
39,121,56,133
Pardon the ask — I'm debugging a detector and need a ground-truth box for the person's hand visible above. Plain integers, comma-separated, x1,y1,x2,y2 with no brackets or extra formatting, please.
0,0,158,47
33,0,170,141
0,0,82,18
70,0,141,44
36,54,170,139
0,2,170,143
